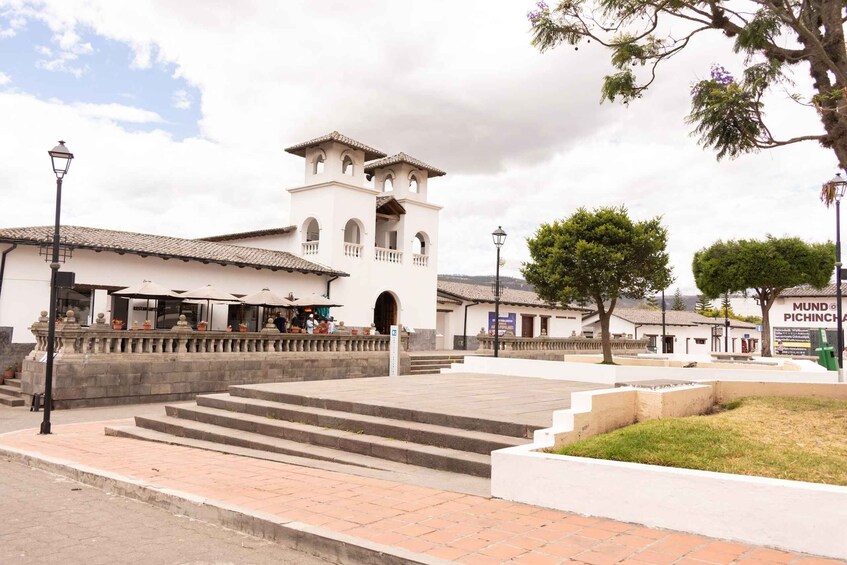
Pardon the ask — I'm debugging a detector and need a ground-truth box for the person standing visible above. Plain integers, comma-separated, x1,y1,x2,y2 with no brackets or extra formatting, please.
328,317,336,334
306,314,315,334
273,312,287,333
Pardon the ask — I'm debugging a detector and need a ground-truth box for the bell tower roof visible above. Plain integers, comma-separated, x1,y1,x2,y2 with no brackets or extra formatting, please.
284,131,387,161
363,152,446,177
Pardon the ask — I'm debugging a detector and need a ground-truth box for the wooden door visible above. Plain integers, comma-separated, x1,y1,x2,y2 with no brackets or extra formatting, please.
521,315,534,338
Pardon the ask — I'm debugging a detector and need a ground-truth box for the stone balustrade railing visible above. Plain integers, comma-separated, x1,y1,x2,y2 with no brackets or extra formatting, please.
30,315,400,357
477,335,649,352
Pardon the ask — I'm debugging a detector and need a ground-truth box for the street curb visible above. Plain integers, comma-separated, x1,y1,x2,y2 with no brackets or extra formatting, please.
0,445,453,565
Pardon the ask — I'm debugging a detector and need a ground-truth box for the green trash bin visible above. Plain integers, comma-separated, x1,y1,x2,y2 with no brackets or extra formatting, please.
815,345,838,371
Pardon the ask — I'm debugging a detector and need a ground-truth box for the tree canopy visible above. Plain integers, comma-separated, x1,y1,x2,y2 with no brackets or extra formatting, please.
522,206,673,362
527,0,847,189
692,236,834,355
671,288,686,311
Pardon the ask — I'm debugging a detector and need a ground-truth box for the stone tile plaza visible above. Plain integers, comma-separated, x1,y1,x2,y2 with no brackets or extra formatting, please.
2,3,847,564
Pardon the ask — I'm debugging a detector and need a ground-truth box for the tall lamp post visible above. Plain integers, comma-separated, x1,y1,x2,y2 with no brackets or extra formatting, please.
825,172,847,377
660,290,666,354
41,141,74,435
492,226,507,358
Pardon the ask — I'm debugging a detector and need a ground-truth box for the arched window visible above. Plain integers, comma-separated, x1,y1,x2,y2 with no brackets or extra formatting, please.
413,232,428,255
344,219,362,244
342,155,354,176
409,174,419,193
304,218,320,241
313,155,325,174
383,175,394,192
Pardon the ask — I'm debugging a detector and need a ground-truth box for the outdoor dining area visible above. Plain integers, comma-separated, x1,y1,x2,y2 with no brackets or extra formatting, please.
109,281,341,333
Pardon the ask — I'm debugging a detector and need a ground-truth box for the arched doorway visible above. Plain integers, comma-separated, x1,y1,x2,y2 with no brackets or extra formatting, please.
373,291,398,335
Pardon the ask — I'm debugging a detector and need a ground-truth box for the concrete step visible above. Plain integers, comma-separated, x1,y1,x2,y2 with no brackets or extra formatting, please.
104,424,490,497
2,377,21,389
161,404,493,477
409,356,465,364
196,393,525,454
0,392,25,407
0,383,22,397
136,411,491,477
408,363,455,371
228,386,535,439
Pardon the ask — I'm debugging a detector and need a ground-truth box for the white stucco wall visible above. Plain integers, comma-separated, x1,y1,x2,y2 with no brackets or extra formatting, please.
0,245,327,341
437,302,584,350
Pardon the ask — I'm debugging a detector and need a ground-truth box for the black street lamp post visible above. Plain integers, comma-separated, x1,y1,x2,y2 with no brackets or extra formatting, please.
724,291,730,353
826,173,847,377
660,290,666,354
492,226,507,358
41,141,74,435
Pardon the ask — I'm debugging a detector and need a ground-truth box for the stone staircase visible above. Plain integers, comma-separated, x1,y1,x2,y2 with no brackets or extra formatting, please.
111,384,532,478
408,353,468,375
0,377,25,407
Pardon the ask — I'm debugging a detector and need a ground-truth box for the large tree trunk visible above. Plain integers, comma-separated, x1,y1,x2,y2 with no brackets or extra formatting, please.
759,290,775,357
598,310,613,364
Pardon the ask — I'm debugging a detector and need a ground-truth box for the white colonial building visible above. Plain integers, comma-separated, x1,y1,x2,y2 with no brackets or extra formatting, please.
436,280,587,350
0,132,443,348
581,307,760,355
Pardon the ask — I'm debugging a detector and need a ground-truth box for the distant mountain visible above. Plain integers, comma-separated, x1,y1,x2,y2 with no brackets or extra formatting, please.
438,274,700,311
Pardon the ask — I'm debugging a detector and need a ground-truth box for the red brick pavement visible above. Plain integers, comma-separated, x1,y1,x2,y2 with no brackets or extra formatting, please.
0,420,842,565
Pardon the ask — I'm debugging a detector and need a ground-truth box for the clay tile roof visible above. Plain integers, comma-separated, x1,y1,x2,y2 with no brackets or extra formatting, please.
605,307,757,329
199,226,295,242
0,225,347,277
780,283,843,298
364,152,446,177
284,131,387,161
436,280,586,311
376,196,406,215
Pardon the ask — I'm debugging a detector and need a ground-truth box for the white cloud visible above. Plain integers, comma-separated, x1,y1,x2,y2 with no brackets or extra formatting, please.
0,0,838,295
71,102,164,123
0,72,10,85
171,89,191,110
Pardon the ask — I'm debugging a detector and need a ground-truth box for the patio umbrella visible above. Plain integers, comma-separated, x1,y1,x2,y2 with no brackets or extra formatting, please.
178,285,240,329
292,293,343,308
114,280,180,329
240,288,295,329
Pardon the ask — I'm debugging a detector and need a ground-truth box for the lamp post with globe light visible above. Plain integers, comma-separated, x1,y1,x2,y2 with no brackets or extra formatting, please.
41,141,74,435
492,226,507,358
824,172,847,378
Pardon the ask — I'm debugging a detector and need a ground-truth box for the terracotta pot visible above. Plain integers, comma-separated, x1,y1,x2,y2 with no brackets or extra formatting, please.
112,323,123,330
142,323,152,331
197,325,207,331
351,329,358,336
3,369,13,379
239,326,247,332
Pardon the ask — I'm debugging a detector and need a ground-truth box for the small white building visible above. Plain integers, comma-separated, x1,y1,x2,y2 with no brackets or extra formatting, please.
581,307,760,355
0,132,445,348
435,280,587,350
769,284,843,355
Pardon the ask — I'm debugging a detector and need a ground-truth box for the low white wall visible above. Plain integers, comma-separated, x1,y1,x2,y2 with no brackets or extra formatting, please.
492,446,847,560
450,356,839,384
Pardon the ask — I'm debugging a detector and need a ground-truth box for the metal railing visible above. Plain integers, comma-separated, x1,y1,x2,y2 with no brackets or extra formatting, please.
477,335,649,352
374,247,402,263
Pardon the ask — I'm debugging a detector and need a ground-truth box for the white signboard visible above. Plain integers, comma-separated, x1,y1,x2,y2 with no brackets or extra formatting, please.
389,325,399,377
776,300,845,328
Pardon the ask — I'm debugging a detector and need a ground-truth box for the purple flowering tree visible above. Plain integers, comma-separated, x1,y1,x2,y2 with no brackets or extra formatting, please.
526,0,847,195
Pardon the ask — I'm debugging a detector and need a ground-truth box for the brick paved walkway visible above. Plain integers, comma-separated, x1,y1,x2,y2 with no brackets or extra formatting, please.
0,420,843,565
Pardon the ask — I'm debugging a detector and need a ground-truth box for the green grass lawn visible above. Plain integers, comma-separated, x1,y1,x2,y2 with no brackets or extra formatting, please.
554,396,847,486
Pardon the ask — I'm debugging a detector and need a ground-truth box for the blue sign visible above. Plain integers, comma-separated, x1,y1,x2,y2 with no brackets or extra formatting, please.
488,312,516,336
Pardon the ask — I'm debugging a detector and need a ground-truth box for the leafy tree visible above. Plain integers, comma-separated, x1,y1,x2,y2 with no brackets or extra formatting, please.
644,294,659,309
695,293,713,314
522,206,673,363
692,237,834,356
526,0,847,188
671,288,685,311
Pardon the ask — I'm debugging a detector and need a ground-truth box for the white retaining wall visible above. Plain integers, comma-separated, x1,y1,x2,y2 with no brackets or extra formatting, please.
449,356,839,384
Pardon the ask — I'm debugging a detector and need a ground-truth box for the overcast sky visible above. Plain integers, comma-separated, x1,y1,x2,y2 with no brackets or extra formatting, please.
0,0,834,293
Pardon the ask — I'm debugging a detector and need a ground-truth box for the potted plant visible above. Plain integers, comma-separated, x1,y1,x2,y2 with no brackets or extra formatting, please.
291,326,300,333
132,321,139,330
351,328,359,336
2,366,13,379
197,320,207,331
226,325,233,332
238,323,248,332
142,320,152,331
111,319,124,330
